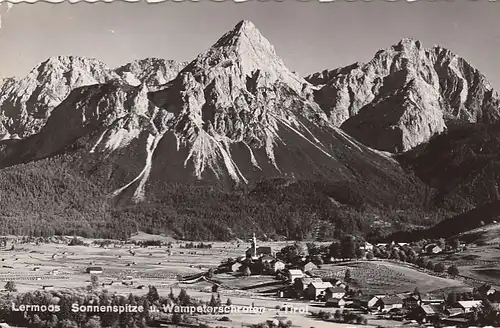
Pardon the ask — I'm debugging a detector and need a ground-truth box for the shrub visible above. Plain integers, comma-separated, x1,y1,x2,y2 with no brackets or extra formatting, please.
434,262,446,273
448,264,459,276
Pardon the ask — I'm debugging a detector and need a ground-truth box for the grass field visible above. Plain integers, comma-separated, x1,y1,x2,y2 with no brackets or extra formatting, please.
313,260,469,295
426,243,500,288
0,234,483,328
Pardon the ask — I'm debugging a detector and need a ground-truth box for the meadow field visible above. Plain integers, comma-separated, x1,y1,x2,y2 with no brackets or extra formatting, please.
0,233,481,327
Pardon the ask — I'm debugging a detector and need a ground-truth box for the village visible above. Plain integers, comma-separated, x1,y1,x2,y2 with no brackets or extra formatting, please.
0,232,499,327
210,233,500,326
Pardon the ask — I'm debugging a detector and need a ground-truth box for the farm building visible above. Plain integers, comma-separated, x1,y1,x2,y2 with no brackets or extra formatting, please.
287,269,304,283
306,281,334,300
445,308,464,317
272,260,285,273
42,285,54,290
359,242,373,252
425,244,443,254
33,267,40,272
294,277,322,292
255,247,272,257
489,291,500,302
325,297,346,308
416,304,441,321
477,284,497,297
261,255,274,263
230,262,242,272
351,295,379,309
245,247,273,259
420,296,445,306
330,278,347,289
301,261,318,272
245,233,273,259
403,294,421,309
325,286,346,299
457,300,482,313
86,266,103,274
376,295,404,312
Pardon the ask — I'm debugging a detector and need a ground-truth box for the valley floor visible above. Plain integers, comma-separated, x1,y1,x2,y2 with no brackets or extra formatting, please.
0,236,482,327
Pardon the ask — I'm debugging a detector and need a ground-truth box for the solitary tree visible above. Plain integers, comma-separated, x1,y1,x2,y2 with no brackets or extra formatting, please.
209,294,218,307
147,286,160,303
450,238,460,249
4,281,16,292
340,236,357,259
178,288,190,306
90,275,100,290
448,265,459,276
447,292,457,306
416,257,426,268
344,269,352,282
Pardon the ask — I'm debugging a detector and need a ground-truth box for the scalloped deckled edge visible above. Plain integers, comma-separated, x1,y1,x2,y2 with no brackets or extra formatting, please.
0,0,498,3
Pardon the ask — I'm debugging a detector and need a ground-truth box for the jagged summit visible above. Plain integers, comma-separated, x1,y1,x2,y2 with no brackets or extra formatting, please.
393,37,422,50
0,56,120,138
213,20,273,51
180,20,306,94
307,38,500,153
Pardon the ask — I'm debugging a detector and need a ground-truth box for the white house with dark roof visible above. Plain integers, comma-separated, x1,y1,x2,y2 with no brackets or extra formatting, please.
376,295,404,312
306,281,334,300
458,300,482,313
325,286,346,299
287,269,304,283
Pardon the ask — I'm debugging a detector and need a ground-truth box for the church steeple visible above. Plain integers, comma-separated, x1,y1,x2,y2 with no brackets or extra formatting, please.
252,233,257,257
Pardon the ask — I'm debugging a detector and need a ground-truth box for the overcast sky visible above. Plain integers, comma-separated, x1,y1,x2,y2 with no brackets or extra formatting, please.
0,1,499,88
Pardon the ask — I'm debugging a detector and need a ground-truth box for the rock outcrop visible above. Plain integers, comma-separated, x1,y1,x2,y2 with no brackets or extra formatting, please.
307,38,500,152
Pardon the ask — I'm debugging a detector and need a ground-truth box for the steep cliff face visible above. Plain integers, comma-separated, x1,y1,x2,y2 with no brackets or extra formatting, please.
307,38,500,152
147,20,327,184
0,20,421,207
0,56,121,139
114,58,188,89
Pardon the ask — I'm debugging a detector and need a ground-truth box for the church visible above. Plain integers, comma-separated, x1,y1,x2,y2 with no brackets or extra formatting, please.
245,233,273,260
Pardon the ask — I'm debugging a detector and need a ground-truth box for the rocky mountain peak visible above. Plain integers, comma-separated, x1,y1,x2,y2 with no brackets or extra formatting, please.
393,38,422,52
0,55,120,138
308,39,500,153
214,20,271,50
182,20,306,94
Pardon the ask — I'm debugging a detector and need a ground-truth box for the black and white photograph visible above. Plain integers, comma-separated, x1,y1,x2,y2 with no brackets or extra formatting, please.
0,0,500,327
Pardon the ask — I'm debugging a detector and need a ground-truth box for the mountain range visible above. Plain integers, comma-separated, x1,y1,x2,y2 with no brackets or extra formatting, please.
0,20,498,241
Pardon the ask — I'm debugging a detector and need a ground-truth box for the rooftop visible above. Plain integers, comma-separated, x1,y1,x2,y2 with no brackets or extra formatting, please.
458,300,482,308
309,281,334,289
380,295,403,305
